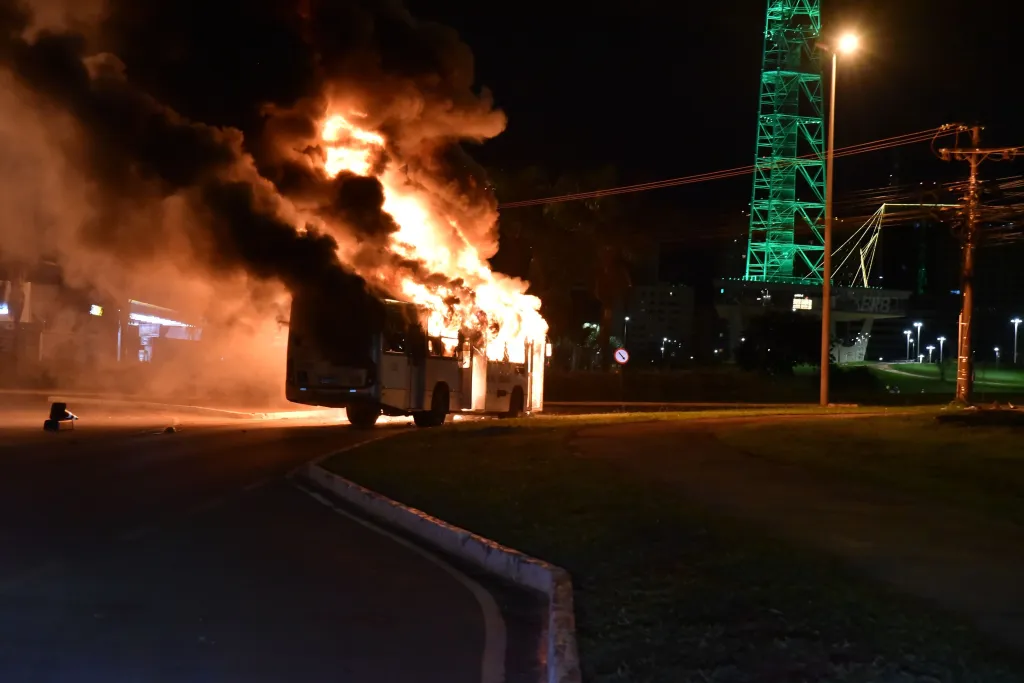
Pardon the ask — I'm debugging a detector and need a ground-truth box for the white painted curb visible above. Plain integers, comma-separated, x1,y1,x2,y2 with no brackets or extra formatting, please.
301,461,582,683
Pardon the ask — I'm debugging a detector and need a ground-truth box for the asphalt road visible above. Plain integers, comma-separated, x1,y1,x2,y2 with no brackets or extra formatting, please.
0,405,530,682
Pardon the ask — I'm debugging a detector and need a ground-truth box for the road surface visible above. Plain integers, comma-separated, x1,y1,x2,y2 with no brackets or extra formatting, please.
0,403,537,682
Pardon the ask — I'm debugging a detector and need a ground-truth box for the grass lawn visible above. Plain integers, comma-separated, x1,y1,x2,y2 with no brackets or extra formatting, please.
321,415,1023,682
716,414,1024,527
867,362,1024,394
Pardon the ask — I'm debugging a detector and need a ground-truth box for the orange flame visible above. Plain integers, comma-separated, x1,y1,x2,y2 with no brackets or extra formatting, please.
319,113,546,362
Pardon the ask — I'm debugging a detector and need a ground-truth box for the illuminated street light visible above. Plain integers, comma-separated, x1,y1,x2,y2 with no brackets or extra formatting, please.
913,322,923,362
926,345,935,363
819,31,860,407
838,33,860,54
904,329,912,361
937,336,946,364
995,346,1001,366
1011,317,1022,365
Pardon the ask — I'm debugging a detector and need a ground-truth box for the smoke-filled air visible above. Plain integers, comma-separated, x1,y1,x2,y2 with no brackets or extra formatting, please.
0,0,545,404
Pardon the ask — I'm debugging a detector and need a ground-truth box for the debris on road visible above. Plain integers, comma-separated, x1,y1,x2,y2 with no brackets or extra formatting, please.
43,402,77,432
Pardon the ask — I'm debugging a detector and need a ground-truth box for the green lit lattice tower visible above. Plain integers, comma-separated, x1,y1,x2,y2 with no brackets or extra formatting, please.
745,0,826,284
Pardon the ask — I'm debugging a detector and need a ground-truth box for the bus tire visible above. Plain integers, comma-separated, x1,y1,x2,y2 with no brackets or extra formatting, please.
345,403,380,429
503,387,524,419
415,384,449,428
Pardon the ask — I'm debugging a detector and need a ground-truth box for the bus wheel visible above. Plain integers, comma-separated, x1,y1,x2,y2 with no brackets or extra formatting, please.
345,403,380,429
502,387,524,419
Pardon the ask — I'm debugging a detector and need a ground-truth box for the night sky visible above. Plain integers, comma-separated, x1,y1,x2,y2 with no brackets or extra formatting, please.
414,0,1023,205
410,0,1024,312
13,0,1021,329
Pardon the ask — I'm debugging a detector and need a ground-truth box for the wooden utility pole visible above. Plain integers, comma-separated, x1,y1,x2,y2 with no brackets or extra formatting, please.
956,126,981,404
938,126,1021,404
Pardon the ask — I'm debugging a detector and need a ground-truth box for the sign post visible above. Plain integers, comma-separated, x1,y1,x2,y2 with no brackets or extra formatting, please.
613,347,629,404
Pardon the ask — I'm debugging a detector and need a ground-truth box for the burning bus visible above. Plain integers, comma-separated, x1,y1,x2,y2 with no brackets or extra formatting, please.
283,111,549,427
285,294,545,428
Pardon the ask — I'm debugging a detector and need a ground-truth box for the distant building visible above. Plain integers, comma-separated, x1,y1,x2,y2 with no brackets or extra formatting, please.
0,260,204,382
715,279,912,364
622,284,695,361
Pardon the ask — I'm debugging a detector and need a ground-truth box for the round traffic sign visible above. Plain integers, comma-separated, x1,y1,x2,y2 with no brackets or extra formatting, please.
613,348,630,365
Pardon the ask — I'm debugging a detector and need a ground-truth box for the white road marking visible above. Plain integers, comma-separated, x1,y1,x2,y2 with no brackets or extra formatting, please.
295,482,507,683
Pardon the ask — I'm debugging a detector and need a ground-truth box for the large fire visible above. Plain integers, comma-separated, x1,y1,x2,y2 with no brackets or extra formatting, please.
319,113,547,363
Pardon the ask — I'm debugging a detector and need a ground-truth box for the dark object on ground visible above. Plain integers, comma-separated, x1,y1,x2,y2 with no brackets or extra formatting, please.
43,402,77,432
164,426,177,434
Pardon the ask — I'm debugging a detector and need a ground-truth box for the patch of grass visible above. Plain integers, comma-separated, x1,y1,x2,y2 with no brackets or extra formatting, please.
322,417,1023,683
716,414,1024,527
867,362,1024,396
499,404,919,429
544,367,817,404
891,363,1024,387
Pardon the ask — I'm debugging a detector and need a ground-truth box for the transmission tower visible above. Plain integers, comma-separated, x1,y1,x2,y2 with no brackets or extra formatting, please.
745,0,826,283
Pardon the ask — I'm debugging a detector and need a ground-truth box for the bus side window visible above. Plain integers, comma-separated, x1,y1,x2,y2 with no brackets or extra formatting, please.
383,329,406,353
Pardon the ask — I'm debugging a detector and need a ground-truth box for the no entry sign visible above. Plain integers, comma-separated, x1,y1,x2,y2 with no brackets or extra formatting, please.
613,348,630,365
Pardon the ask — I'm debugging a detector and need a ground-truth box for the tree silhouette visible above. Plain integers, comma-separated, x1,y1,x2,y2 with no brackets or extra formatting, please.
734,311,820,375
494,165,644,367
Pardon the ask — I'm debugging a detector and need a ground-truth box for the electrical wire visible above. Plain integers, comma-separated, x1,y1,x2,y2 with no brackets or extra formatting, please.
498,126,958,209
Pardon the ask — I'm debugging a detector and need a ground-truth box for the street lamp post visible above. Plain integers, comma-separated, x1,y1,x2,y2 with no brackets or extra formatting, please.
913,322,923,362
819,32,859,407
926,345,935,363
938,336,946,364
623,316,630,346
995,346,1001,366
904,329,912,361
1011,317,1021,365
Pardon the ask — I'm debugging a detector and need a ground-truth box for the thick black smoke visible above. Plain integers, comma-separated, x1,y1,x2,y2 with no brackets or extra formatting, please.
0,0,389,365
0,0,511,370
98,0,506,259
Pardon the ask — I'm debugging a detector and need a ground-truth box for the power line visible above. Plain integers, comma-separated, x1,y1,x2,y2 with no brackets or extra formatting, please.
498,126,958,209
608,171,1024,246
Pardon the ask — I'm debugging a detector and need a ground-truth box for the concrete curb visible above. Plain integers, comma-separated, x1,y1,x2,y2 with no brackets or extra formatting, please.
300,461,582,683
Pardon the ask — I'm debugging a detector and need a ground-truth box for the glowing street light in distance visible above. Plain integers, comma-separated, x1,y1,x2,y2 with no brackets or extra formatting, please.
838,33,860,54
